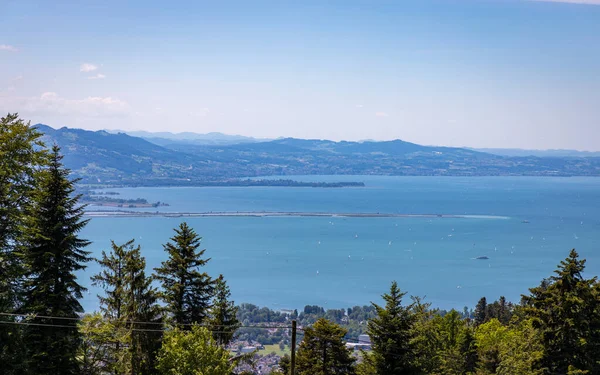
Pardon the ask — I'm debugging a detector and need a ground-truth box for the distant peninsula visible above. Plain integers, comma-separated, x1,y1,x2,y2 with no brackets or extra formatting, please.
137,179,365,188
80,192,169,208
82,179,365,189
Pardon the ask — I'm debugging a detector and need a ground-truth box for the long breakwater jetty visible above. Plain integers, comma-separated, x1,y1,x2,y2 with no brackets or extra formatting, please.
84,211,509,220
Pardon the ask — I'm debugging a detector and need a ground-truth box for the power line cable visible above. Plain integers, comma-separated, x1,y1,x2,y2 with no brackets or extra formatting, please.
0,312,301,330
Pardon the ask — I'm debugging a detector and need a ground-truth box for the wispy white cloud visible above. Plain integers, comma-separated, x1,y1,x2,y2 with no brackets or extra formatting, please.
0,92,130,118
87,73,106,80
356,104,364,108
0,44,18,52
530,0,600,5
80,63,98,72
375,112,389,117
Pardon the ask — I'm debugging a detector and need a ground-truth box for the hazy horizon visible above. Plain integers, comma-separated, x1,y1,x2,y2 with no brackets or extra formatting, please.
36,122,600,153
2,0,600,150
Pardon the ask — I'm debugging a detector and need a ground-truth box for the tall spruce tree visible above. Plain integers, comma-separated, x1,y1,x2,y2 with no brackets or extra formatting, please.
367,281,417,375
474,297,488,326
125,243,162,375
295,318,356,375
523,249,600,375
154,222,214,326
92,239,162,375
91,240,132,374
0,113,47,374
209,274,240,346
20,145,91,375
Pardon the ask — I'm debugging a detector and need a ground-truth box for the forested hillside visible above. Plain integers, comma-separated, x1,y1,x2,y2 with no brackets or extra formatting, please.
37,123,600,186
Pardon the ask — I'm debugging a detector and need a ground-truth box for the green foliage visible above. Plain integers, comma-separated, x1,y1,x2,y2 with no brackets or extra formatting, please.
154,222,215,327
20,145,91,375
92,239,162,374
126,242,163,375
237,303,288,324
473,296,514,327
78,312,129,375
0,113,48,373
486,296,513,325
523,249,600,375
356,352,377,375
208,275,240,347
496,319,543,375
412,307,477,375
436,310,477,375
475,319,508,374
368,281,417,375
296,318,356,375
156,325,234,375
474,318,544,375
474,297,487,326
91,240,135,374
411,297,440,373
278,353,291,374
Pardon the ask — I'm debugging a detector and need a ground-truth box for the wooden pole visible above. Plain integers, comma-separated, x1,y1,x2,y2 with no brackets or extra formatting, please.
290,320,297,375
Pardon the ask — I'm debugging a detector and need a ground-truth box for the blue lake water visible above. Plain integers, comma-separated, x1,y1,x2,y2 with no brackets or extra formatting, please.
79,176,600,312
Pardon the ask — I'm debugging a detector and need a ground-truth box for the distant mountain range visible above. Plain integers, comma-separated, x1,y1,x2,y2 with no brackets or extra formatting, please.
105,129,269,146
471,148,600,158
36,124,600,186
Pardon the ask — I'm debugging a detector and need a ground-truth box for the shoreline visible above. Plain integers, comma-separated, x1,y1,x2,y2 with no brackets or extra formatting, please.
83,210,510,220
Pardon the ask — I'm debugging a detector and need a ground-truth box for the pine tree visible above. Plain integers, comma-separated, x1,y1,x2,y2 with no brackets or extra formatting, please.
295,318,356,375
154,222,215,326
0,113,47,374
91,240,132,374
411,297,440,374
92,239,162,375
367,281,417,375
523,249,600,374
459,326,478,374
20,145,91,375
209,274,240,346
125,244,162,375
474,297,488,326
497,296,510,325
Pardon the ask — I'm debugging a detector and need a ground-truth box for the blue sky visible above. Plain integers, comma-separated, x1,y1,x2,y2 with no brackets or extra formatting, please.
1,0,599,150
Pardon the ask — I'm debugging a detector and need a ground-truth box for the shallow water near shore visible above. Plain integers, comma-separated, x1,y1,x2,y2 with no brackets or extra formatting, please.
79,176,600,312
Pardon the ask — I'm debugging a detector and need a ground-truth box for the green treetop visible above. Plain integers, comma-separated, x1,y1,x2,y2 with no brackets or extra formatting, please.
523,249,600,375
295,318,356,375
92,239,162,375
209,274,240,347
20,145,91,375
156,325,234,375
0,113,47,374
367,281,417,375
154,222,215,327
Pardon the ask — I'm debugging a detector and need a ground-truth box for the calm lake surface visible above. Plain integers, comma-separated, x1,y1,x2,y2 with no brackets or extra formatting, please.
79,176,600,312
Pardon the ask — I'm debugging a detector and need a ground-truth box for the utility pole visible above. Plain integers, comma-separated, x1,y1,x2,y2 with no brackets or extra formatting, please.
290,320,297,375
